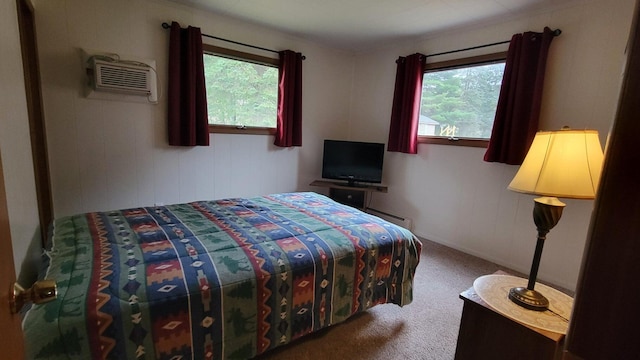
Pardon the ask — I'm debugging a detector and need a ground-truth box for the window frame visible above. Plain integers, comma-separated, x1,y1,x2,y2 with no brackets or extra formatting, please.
418,51,508,148
202,43,279,135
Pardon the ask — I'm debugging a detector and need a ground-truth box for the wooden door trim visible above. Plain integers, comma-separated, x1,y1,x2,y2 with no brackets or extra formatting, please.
17,0,53,246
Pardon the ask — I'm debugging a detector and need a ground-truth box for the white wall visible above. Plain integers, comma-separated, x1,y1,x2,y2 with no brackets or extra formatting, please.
1,0,42,277
30,0,634,291
32,0,353,216
350,0,635,290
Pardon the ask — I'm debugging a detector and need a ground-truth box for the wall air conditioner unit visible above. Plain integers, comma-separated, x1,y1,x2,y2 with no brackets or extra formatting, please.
89,58,152,96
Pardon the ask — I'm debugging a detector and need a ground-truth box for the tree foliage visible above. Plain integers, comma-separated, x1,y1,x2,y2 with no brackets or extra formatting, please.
421,63,504,138
203,54,278,127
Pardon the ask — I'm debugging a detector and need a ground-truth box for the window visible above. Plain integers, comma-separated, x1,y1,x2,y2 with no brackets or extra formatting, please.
202,44,279,135
419,52,507,147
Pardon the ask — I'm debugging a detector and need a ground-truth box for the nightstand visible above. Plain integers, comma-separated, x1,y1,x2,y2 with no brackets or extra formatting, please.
454,275,572,360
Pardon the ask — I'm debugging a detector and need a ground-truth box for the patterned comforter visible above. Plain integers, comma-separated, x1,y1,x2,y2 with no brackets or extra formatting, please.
23,192,421,359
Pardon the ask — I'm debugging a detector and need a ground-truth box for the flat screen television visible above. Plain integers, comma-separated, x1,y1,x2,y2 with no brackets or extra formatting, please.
322,139,385,186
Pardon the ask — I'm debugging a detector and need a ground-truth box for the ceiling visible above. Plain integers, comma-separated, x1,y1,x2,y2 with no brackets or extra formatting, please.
172,0,579,50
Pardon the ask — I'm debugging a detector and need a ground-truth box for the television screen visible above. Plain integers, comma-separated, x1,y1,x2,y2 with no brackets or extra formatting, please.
322,140,385,186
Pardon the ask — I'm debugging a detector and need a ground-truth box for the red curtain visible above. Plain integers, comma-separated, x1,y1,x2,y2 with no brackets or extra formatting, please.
168,21,209,146
484,27,555,164
387,53,426,154
275,50,303,147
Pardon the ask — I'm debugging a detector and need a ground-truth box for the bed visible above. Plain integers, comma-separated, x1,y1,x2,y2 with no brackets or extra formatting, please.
22,192,421,359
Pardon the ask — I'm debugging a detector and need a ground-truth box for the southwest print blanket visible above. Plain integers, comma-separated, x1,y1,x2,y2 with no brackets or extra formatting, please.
23,192,421,359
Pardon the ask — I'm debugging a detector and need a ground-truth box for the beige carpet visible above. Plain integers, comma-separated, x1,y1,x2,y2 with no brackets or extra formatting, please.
256,239,511,360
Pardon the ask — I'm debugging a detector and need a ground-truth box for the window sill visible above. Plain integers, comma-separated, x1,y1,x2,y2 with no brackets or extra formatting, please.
418,136,489,148
209,125,276,135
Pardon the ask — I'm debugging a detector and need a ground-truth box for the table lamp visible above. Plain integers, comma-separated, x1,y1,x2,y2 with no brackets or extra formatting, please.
507,127,604,311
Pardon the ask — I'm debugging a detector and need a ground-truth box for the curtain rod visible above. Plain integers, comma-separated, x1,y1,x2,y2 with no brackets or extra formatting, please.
161,22,305,59
426,28,562,58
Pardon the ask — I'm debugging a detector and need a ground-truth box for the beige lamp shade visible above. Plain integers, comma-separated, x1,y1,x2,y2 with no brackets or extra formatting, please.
508,129,604,199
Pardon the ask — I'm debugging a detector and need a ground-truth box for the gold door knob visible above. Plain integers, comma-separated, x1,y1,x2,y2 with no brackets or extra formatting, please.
10,280,57,314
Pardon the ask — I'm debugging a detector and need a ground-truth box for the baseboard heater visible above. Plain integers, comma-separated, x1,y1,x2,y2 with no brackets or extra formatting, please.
367,207,404,220
366,207,413,230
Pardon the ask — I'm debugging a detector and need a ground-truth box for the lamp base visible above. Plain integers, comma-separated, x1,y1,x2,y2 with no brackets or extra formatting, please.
508,286,549,311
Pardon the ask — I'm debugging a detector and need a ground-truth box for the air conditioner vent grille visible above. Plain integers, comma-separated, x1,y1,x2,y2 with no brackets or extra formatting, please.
92,59,152,95
100,67,148,90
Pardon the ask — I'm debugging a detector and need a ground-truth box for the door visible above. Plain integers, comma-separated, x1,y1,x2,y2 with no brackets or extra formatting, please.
0,150,25,358
563,1,640,358
1,0,49,357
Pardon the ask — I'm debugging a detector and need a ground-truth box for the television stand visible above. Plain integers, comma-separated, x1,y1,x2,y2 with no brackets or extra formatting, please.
345,180,370,188
309,180,388,210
